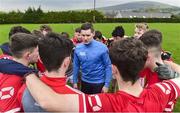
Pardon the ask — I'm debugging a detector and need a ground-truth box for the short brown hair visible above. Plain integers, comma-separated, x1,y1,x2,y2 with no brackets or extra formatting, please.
139,29,162,48
110,38,148,84
10,33,38,58
135,23,149,31
9,26,31,39
38,32,73,72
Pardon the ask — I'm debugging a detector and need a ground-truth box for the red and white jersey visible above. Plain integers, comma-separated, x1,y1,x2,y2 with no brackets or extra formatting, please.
139,68,162,88
0,73,23,112
41,75,87,112
81,80,180,112
18,75,87,112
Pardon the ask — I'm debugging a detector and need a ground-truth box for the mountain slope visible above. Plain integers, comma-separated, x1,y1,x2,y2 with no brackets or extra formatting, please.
97,1,180,11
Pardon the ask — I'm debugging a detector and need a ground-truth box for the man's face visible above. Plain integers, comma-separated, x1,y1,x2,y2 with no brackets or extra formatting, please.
28,47,39,64
81,29,94,44
134,28,145,39
75,32,82,41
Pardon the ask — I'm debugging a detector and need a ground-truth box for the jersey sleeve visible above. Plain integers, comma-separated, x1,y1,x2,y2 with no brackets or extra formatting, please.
0,74,22,112
85,94,113,112
150,80,180,111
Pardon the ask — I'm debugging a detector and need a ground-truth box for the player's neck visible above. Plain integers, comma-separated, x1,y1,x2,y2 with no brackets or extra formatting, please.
45,69,66,78
118,80,143,97
13,57,29,67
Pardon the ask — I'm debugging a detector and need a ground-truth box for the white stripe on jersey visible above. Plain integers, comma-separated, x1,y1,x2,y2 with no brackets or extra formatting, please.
164,108,172,112
65,85,87,113
82,93,87,113
5,107,20,113
165,81,178,99
156,84,166,93
162,83,171,90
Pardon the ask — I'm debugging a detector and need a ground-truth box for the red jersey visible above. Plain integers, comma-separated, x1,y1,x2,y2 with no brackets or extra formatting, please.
18,75,87,112
83,80,180,112
140,68,162,88
71,37,82,45
36,59,46,73
0,73,23,112
0,54,21,112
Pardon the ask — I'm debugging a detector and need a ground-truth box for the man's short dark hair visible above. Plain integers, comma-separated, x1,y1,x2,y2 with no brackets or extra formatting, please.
112,26,125,38
110,38,148,84
10,33,38,58
40,25,52,32
38,32,73,72
94,31,103,40
81,22,94,33
139,30,162,48
9,26,31,39
75,27,81,33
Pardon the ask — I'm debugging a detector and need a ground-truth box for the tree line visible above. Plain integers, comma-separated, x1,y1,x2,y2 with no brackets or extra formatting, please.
0,7,180,24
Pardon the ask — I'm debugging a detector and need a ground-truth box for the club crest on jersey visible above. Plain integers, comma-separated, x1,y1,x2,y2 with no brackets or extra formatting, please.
79,52,86,56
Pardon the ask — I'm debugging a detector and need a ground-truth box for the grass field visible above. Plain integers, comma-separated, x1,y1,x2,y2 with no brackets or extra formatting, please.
0,23,180,111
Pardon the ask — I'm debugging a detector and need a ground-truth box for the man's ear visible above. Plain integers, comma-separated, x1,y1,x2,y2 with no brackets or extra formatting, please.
24,51,31,61
62,57,71,69
112,64,119,79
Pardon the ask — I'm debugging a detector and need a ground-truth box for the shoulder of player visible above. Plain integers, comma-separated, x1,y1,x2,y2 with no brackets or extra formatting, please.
75,43,85,49
93,41,108,51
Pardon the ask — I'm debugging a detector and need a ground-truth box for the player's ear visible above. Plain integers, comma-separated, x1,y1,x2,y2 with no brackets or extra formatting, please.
112,64,119,79
23,51,31,61
62,57,70,69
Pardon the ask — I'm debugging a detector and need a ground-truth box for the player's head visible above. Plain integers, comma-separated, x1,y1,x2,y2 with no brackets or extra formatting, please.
81,22,95,44
110,38,148,84
9,26,31,40
74,27,82,41
139,30,162,69
112,26,125,41
10,33,39,65
61,32,70,39
94,30,103,42
40,25,52,36
134,23,149,39
38,32,73,72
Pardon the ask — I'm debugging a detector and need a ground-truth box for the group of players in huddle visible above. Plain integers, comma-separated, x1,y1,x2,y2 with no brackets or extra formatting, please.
0,22,180,112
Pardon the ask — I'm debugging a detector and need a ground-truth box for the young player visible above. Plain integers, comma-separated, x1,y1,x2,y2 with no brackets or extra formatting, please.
134,23,149,39
0,33,38,112
21,32,86,112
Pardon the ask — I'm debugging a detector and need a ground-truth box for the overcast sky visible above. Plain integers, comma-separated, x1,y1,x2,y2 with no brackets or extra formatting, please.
0,0,180,12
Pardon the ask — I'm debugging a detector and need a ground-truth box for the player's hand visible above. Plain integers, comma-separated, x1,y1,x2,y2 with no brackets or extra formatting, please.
154,62,179,80
73,83,78,89
102,86,108,93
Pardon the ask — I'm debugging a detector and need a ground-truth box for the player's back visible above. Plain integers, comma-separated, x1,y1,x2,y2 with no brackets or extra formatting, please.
105,90,162,112
87,81,179,112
